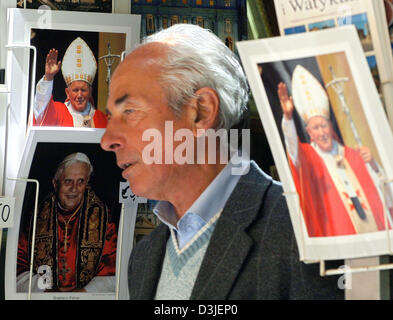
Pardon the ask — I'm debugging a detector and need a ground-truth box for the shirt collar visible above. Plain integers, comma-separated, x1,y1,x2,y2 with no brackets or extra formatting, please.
154,156,251,230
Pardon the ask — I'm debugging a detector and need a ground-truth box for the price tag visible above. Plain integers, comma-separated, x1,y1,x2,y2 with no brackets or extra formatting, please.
0,197,15,228
119,181,147,204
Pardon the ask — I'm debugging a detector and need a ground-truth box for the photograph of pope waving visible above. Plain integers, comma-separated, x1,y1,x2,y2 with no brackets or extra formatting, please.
277,64,392,237
33,37,107,128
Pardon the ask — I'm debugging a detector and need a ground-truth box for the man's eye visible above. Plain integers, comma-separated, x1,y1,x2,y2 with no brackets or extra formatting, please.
124,109,135,115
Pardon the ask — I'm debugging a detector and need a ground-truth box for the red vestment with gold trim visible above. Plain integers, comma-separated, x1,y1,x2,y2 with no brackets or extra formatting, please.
289,142,387,237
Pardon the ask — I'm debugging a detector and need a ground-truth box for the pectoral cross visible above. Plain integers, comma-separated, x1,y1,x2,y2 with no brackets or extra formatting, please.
82,116,92,128
59,257,71,280
64,225,70,252
58,206,79,252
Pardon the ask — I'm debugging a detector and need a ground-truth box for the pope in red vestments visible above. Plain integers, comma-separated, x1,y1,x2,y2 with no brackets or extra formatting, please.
16,153,117,292
33,97,108,128
278,65,391,237
288,139,388,237
33,38,107,128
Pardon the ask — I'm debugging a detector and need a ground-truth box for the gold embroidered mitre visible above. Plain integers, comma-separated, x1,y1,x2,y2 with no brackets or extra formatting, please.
61,37,97,86
291,64,329,123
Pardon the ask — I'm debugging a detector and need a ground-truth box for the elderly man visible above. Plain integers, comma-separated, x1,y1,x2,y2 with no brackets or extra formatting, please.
101,24,343,299
279,64,391,237
17,152,117,292
33,37,107,128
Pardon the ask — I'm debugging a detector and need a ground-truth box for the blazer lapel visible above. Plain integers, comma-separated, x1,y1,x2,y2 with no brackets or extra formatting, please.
137,224,169,299
190,162,273,299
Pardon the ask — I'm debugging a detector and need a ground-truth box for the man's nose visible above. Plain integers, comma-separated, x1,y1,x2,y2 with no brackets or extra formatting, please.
70,181,77,191
317,126,325,135
101,122,123,152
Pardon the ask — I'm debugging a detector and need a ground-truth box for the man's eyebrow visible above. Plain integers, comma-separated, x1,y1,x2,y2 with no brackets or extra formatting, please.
115,94,129,106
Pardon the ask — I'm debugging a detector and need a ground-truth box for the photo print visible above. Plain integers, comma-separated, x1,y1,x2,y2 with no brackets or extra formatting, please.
5,128,134,300
237,26,393,261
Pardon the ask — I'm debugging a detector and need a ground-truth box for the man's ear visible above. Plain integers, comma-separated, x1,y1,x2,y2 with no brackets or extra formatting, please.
191,87,220,135
65,87,69,100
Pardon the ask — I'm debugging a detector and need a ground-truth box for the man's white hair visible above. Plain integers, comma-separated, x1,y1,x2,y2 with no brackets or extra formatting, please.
142,24,249,131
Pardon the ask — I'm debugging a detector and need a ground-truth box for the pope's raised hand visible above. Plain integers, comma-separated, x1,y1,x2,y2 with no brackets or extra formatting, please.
277,82,294,120
355,145,373,164
44,48,61,81
355,145,380,172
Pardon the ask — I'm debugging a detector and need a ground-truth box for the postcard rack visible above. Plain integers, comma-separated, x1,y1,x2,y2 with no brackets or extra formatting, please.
1,7,141,300
0,42,37,197
7,178,39,300
283,182,393,278
5,176,126,300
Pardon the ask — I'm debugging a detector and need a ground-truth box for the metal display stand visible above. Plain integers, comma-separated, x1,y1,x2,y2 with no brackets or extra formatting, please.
2,42,129,299
0,90,10,195
7,178,39,301
319,259,393,276
0,88,10,277
115,204,125,300
1,43,37,297
5,44,37,127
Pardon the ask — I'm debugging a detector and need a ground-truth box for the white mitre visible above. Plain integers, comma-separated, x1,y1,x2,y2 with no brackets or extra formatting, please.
291,64,329,124
61,37,97,86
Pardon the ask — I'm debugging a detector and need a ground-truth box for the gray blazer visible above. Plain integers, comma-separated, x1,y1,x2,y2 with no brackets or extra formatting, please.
127,161,344,299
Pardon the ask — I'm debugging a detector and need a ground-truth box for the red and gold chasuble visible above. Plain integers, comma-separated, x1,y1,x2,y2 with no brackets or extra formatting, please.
17,188,117,290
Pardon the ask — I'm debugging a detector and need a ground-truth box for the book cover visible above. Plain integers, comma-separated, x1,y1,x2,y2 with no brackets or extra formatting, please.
274,0,393,128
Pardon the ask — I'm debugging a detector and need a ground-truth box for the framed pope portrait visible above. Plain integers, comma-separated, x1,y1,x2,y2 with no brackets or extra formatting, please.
4,8,140,198
7,8,140,126
237,26,393,261
5,128,137,300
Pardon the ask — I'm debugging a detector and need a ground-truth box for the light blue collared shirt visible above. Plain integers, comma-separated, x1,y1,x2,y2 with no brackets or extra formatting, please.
154,157,251,249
